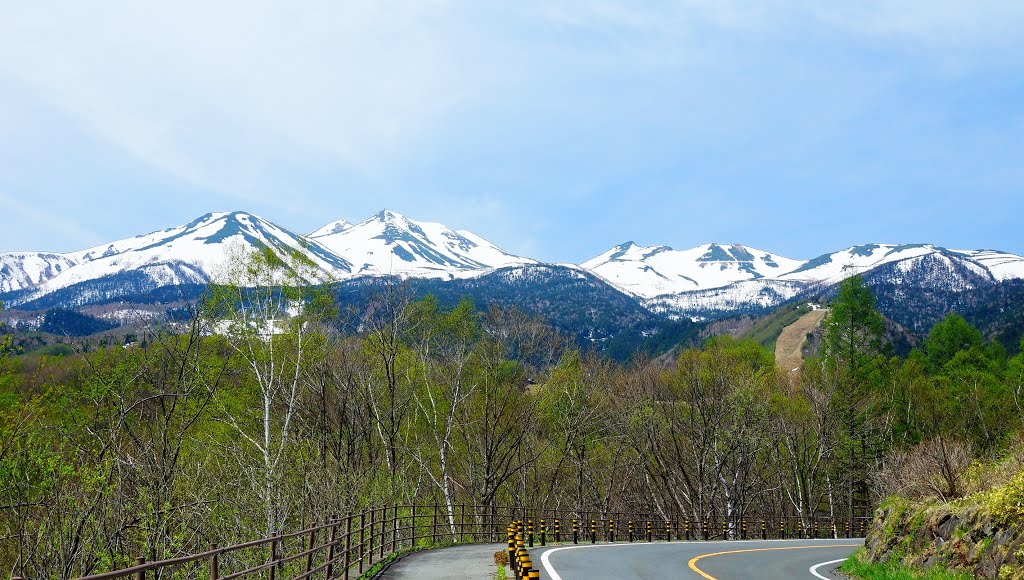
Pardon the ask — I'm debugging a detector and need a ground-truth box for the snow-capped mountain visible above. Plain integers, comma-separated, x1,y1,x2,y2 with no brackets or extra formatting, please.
777,243,1016,285
2,212,353,307
3,208,1024,335
582,241,1024,319
582,242,803,299
309,209,534,279
0,252,77,293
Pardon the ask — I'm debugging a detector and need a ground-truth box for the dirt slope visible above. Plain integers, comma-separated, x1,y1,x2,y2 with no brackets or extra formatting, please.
774,307,828,372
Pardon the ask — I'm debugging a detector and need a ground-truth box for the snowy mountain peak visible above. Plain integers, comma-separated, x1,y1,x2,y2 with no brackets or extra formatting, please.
584,242,803,298
311,210,534,278
3,211,354,307
309,218,352,238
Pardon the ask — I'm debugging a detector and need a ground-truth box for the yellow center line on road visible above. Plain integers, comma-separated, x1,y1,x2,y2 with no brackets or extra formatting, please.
687,544,860,580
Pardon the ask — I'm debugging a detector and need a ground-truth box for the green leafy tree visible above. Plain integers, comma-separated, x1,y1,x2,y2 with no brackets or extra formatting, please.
924,313,983,372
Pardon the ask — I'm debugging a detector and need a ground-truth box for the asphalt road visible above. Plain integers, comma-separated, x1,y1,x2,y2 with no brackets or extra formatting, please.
532,538,862,580
378,542,507,579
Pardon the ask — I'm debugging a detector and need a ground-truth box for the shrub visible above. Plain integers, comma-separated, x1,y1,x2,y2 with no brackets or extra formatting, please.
978,470,1024,526
494,550,509,566
875,438,973,501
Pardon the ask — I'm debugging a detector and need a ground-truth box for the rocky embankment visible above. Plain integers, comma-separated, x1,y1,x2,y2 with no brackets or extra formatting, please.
864,496,1024,579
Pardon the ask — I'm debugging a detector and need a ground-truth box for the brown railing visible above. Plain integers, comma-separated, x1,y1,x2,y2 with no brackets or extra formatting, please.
39,506,869,580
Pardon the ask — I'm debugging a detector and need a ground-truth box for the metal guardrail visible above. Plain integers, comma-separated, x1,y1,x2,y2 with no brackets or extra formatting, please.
16,505,869,580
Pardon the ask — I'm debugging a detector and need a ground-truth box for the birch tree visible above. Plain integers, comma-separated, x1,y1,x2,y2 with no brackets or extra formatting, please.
209,246,334,535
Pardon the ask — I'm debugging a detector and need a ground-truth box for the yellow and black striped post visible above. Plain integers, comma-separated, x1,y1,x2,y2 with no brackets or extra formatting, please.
721,520,727,540
665,520,671,541
590,519,597,544
554,518,561,543
572,518,579,544
628,520,634,543
702,520,709,541
741,519,747,540
814,519,820,539
779,519,785,540
608,519,615,543
528,519,534,548
844,520,850,538
508,527,516,579
797,519,804,540
684,520,691,541
540,519,546,546
527,571,539,580
646,520,652,542
761,519,767,540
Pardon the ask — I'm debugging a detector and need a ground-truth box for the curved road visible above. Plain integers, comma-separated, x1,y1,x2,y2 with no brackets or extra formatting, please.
531,538,861,580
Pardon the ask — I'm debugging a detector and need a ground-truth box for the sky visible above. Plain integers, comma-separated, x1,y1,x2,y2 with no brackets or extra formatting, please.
1,1,1023,263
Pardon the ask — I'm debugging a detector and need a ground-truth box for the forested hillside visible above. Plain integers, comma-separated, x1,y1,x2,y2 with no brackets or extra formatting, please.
1,253,1022,577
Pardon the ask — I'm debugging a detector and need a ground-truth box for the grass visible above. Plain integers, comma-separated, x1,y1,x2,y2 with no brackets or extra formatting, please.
839,549,972,580
357,551,401,579
494,563,508,580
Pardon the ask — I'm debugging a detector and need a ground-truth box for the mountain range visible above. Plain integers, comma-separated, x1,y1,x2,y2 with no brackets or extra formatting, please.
3,209,1023,352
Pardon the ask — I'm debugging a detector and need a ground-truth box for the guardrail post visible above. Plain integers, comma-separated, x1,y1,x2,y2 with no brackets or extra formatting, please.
325,517,339,580
684,520,690,540
646,520,652,542
608,519,614,543
381,507,387,560
573,518,578,544
432,505,438,544
540,518,546,546
761,520,766,540
135,557,145,580
304,524,317,575
360,511,367,573
341,515,350,580
210,543,219,580
590,519,596,544
369,508,376,566
665,520,671,541
555,518,561,543
268,533,279,580
394,506,400,552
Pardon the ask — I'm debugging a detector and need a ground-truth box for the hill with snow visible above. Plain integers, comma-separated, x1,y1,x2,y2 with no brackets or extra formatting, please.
309,209,534,279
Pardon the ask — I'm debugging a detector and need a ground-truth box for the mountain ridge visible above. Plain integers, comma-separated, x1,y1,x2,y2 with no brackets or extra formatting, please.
3,210,1023,335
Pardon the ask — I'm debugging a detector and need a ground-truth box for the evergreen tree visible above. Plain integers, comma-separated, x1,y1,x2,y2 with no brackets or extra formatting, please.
822,275,887,521
924,313,983,371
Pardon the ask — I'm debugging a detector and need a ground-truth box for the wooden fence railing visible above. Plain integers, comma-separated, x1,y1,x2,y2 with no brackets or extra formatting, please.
29,505,869,580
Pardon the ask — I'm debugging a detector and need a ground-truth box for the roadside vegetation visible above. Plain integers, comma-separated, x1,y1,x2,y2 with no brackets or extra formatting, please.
1,257,1022,577
840,548,972,579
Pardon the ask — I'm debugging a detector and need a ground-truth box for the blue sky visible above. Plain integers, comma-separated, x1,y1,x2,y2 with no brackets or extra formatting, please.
1,1,1022,263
